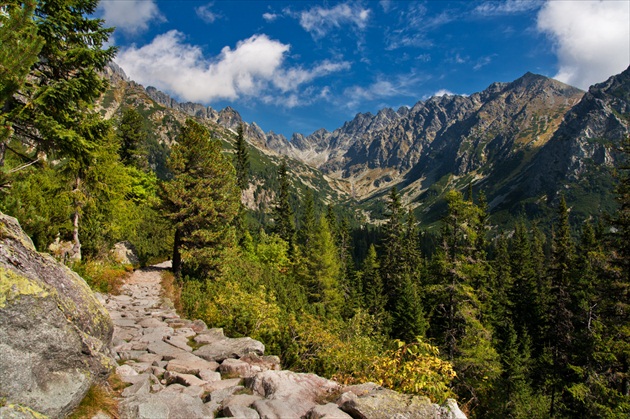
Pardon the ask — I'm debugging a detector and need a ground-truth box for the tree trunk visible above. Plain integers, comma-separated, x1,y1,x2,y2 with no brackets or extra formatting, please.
70,175,82,262
172,227,182,279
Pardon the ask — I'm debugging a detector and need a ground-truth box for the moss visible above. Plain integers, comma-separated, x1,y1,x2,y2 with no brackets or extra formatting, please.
3,404,49,419
0,267,48,308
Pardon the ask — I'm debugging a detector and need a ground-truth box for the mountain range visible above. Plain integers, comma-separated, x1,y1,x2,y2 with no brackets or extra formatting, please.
99,63,630,227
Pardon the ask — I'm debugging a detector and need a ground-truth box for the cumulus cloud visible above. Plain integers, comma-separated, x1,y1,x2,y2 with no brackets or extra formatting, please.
98,0,164,34
196,3,221,23
116,31,349,104
262,12,278,22
537,1,630,89
299,2,370,38
474,0,541,16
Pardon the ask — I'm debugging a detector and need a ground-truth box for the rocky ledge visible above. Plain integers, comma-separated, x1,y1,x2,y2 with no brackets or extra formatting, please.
0,213,115,418
105,264,466,419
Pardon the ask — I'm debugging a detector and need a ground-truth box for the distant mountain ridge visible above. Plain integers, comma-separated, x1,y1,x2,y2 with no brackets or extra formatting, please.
102,62,630,226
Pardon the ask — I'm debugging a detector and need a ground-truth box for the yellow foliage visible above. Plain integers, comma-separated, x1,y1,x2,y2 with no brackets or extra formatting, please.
356,339,457,402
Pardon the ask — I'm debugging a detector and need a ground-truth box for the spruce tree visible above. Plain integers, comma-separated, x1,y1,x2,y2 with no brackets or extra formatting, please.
234,123,249,191
160,119,240,279
0,0,43,153
6,0,116,165
380,187,406,311
271,161,295,248
117,107,149,171
546,195,576,416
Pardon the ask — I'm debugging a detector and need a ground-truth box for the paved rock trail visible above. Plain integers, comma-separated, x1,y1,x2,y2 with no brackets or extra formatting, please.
103,264,466,419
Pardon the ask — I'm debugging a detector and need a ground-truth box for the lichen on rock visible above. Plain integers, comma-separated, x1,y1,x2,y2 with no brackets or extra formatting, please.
0,212,115,418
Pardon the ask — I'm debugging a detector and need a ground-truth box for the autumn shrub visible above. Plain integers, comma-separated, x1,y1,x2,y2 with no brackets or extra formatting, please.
73,260,129,294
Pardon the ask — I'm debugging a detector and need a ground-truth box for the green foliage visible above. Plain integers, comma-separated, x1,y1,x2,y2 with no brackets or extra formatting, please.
0,0,43,145
117,107,149,170
6,0,116,165
233,124,250,190
160,119,240,279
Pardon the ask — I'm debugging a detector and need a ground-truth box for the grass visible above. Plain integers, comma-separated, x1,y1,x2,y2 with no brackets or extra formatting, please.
73,260,132,295
160,270,183,314
68,374,125,419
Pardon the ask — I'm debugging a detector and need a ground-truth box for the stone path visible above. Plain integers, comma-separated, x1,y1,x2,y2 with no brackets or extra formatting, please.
103,264,466,419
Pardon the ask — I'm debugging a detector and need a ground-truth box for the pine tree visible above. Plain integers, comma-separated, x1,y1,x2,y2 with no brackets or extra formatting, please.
427,190,501,409
362,244,386,322
305,216,343,318
271,161,295,249
160,119,240,279
6,0,116,165
380,187,406,311
117,107,149,171
233,123,249,191
297,189,316,249
0,0,43,153
546,195,576,416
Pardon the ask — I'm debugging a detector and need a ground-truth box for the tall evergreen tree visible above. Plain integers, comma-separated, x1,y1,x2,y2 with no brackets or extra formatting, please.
117,107,149,171
5,0,116,165
160,119,240,279
545,195,576,416
305,216,343,318
271,161,295,249
0,0,43,155
233,123,249,191
380,187,406,310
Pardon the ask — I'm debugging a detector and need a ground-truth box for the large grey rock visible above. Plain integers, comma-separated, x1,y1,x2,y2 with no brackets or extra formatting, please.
111,240,139,266
120,392,214,419
247,370,339,417
223,405,260,418
166,357,219,375
251,399,303,419
439,398,467,419
0,212,114,418
337,387,438,419
307,403,353,419
194,336,265,361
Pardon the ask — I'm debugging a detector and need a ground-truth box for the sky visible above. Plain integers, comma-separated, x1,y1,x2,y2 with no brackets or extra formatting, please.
97,0,630,138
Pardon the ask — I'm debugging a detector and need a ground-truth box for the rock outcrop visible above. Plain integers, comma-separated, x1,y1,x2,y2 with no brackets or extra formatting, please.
108,263,466,419
0,212,115,418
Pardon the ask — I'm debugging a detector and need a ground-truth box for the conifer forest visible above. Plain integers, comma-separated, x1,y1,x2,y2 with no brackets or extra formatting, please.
1,1,629,417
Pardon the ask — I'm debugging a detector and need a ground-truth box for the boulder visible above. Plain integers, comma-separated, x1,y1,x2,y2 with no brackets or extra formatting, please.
246,370,339,417
307,403,353,419
0,212,114,418
193,336,265,362
111,240,139,266
337,386,438,419
220,358,253,377
119,392,214,419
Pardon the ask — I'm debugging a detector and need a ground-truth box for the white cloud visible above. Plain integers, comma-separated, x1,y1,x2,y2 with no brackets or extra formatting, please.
262,12,278,22
474,0,541,16
537,0,630,89
473,55,495,71
116,31,349,104
196,3,221,23
299,2,370,38
274,60,351,93
342,73,428,109
98,0,164,34
433,89,455,97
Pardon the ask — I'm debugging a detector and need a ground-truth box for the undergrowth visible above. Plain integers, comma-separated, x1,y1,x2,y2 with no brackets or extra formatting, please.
160,270,183,313
72,260,132,295
68,374,125,419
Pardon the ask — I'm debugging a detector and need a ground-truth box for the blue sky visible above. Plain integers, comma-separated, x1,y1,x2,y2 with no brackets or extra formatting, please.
98,0,630,138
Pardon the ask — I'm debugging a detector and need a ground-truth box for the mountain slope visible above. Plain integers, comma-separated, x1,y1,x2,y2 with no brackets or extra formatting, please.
97,64,353,217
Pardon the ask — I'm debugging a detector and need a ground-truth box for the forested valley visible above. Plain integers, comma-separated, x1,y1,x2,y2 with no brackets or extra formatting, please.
1,1,629,417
